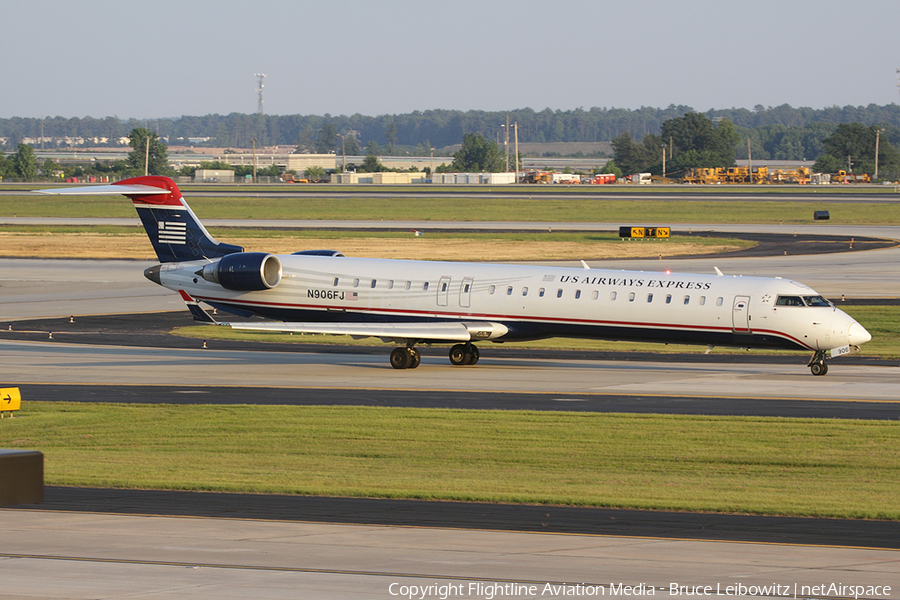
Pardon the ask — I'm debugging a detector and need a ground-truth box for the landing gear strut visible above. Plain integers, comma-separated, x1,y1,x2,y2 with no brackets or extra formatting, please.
390,346,421,370
808,351,828,376
449,343,479,366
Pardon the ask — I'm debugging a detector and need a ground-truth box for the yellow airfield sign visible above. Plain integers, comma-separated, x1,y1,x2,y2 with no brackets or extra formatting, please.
1,387,22,415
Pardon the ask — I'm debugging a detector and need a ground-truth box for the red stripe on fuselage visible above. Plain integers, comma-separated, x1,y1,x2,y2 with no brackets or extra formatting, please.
193,294,813,349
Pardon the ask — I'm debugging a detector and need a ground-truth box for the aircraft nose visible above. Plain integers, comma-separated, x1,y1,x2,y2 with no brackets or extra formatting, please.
848,321,872,346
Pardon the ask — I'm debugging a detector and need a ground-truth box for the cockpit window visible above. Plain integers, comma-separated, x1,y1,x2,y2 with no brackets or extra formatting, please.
776,296,805,306
803,295,832,307
776,295,832,307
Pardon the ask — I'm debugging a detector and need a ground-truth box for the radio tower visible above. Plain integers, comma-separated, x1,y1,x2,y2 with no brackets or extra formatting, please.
255,73,266,115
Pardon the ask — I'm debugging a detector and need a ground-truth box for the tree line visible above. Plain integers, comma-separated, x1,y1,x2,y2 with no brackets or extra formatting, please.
3,103,900,161
608,113,900,180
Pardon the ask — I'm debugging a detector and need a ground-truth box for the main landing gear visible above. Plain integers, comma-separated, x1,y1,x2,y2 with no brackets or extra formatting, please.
389,343,481,369
390,346,421,370
808,350,829,376
449,343,479,366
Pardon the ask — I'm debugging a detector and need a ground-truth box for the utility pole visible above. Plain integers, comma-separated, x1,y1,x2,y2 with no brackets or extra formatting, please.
875,128,883,180
747,137,752,183
144,135,150,176
252,138,258,183
661,145,666,180
504,114,510,172
514,122,519,183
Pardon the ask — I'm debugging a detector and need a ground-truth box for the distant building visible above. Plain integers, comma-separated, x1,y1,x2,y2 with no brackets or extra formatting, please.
213,152,336,172
331,172,428,184
194,169,235,183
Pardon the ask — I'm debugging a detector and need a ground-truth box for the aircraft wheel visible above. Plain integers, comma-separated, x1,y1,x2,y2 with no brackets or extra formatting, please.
468,344,480,365
408,348,421,369
810,362,828,376
449,344,468,365
390,347,412,369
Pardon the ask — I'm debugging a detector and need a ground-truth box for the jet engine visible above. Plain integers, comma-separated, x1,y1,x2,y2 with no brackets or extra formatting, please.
200,252,282,291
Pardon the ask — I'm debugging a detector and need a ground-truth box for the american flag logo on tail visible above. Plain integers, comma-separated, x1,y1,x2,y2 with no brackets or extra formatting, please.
158,221,187,245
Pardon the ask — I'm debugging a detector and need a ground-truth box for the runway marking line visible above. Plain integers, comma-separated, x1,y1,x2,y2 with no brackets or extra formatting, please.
4,508,899,553
16,381,900,405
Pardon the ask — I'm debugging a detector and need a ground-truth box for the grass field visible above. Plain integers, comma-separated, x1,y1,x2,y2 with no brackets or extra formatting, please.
0,226,753,261
1,403,897,520
3,193,900,224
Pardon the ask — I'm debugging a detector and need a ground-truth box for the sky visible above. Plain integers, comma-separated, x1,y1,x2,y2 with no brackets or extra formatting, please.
4,0,899,120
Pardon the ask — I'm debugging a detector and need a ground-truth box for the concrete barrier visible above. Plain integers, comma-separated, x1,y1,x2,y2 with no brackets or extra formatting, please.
0,450,43,506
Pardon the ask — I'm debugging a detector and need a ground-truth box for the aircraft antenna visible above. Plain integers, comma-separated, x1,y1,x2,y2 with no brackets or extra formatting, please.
255,73,266,115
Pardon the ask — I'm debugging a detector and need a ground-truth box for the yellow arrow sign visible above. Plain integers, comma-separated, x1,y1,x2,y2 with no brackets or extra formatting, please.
1,387,21,412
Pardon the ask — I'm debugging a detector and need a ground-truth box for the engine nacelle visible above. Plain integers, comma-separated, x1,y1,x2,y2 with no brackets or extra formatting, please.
200,252,282,291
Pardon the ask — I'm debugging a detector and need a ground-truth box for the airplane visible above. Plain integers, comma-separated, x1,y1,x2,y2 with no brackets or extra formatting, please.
38,175,871,375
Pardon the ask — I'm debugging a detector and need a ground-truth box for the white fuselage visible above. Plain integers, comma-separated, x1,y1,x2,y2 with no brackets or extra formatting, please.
157,254,867,352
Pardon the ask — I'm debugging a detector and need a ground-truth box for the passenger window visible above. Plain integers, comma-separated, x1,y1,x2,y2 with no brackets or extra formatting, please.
332,277,339,287
591,291,599,300
610,291,617,301
628,292,635,302
463,283,470,293
699,296,706,306
489,285,496,294
539,288,545,297
575,290,581,299
647,293,653,302
557,289,563,298
405,281,411,290
522,287,528,296
665,294,672,304
388,280,394,289
441,282,448,292
371,280,377,288
353,278,359,287
423,282,429,291
716,297,724,307
684,296,690,305
506,286,513,296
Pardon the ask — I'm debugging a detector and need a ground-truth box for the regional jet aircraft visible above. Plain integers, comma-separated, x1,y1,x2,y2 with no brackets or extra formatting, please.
38,176,871,375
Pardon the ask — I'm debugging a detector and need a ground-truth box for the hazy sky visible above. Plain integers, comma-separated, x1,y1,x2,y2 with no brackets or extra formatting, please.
5,0,899,119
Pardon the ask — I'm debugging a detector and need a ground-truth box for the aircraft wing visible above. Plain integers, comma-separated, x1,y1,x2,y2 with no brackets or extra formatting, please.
226,320,508,343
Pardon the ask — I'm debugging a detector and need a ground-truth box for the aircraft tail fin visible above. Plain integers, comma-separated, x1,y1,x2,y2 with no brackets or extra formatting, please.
115,176,243,263
37,176,243,263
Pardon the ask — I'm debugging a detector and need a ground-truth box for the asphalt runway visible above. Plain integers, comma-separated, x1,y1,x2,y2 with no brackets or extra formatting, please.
2,222,899,599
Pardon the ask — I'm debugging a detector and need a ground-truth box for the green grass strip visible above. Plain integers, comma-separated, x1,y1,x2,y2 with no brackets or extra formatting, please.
3,194,899,224
2,403,898,519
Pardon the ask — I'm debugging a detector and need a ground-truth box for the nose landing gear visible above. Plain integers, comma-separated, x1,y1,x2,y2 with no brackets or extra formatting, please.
808,351,829,376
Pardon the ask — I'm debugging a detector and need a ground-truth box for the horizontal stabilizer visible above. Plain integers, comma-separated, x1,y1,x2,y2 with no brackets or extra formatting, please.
35,184,170,195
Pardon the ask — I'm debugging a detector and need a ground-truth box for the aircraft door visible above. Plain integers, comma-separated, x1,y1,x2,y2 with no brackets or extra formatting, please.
732,295,751,333
460,277,474,308
437,276,451,307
